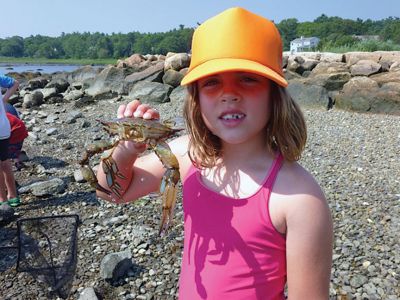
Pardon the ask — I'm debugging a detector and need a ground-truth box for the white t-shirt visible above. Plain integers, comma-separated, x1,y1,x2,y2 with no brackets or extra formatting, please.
0,93,11,139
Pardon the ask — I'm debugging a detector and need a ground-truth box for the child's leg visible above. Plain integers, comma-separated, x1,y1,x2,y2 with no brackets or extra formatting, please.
0,164,8,202
0,139,9,202
2,160,18,199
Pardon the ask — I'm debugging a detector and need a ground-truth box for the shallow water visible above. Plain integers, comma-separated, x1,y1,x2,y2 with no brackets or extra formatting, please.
0,63,101,74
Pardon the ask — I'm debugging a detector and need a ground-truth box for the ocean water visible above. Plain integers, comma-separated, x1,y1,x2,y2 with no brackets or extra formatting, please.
0,63,102,75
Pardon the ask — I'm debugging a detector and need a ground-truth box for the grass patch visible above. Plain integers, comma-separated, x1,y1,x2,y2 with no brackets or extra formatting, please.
0,57,117,65
320,39,400,53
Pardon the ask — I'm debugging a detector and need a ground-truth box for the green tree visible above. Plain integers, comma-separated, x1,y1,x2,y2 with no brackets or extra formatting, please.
277,18,299,50
0,36,24,57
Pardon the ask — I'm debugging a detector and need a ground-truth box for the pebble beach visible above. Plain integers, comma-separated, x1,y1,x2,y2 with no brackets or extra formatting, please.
0,97,399,299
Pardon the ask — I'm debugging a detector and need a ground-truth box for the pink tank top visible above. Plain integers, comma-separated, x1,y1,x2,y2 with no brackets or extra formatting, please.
179,154,286,300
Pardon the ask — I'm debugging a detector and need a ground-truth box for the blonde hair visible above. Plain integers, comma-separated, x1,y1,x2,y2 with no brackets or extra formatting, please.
183,81,307,168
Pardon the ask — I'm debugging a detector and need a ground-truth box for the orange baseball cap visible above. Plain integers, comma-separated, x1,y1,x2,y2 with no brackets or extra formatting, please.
181,7,287,87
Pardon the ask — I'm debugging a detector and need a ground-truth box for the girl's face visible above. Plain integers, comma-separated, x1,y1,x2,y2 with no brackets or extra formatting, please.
197,71,272,147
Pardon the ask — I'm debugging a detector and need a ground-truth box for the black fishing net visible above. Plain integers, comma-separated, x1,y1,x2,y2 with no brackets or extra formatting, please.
16,214,79,299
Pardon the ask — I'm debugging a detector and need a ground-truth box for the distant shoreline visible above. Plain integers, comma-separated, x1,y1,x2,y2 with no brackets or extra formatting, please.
0,57,115,65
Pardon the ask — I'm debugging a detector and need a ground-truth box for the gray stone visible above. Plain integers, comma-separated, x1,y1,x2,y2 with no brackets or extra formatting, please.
78,287,99,300
129,81,173,104
18,178,66,196
287,79,329,109
100,250,133,281
162,69,184,87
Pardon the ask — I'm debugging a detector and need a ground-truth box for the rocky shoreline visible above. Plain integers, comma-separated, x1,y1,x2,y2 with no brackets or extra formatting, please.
0,52,399,299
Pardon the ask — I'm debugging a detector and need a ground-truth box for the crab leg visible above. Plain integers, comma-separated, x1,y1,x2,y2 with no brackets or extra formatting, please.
80,165,112,195
159,168,180,236
153,141,180,235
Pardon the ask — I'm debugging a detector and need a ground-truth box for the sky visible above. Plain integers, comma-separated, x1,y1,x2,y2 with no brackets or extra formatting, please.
2,0,399,38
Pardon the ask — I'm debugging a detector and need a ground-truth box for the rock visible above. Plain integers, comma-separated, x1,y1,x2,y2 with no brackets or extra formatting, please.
117,53,146,68
27,77,49,90
45,78,70,93
319,52,344,63
169,86,188,109
65,110,83,123
164,53,190,72
310,62,349,75
100,250,133,281
344,51,382,65
350,274,368,288
64,89,84,101
287,79,329,109
23,90,44,108
129,81,173,104
57,65,101,84
78,287,99,300
85,66,125,98
306,72,351,91
41,87,58,100
74,169,85,183
162,69,184,87
350,60,381,76
18,178,66,196
335,77,400,114
124,61,165,91
370,71,400,85
389,61,400,72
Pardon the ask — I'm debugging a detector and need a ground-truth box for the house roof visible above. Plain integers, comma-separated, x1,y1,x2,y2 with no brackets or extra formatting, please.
291,37,319,43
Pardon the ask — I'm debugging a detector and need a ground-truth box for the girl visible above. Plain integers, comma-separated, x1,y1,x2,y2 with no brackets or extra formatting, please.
96,7,333,300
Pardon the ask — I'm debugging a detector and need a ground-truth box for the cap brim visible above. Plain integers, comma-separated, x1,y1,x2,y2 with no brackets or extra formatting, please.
180,58,288,87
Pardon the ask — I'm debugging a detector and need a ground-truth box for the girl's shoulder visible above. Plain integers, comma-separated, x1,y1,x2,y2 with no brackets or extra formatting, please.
277,160,324,197
270,160,330,234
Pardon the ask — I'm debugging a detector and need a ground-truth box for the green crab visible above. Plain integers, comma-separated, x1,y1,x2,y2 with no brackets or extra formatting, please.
79,117,183,234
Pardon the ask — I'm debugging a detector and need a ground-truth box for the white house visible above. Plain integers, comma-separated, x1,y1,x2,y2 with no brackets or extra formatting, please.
290,36,320,52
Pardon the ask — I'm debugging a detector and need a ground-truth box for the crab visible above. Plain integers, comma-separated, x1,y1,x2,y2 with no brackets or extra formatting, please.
79,117,183,235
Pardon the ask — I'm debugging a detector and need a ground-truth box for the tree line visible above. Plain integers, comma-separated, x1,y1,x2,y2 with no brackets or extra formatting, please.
277,15,400,52
1,15,399,59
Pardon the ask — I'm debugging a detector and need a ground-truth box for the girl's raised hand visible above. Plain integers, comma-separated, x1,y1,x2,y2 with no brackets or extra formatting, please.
116,99,160,154
117,99,160,120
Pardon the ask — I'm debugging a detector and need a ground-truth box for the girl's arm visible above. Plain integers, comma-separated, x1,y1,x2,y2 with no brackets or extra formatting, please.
96,100,168,203
2,80,19,103
284,167,333,300
96,100,190,203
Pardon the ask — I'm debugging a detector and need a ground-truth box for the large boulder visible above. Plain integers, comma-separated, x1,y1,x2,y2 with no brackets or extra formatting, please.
350,60,381,76
287,56,319,75
45,78,70,93
319,52,344,63
124,61,165,93
344,52,382,66
287,79,329,109
23,90,44,108
162,69,184,87
85,66,126,98
164,53,191,72
370,71,400,85
169,85,188,113
305,72,351,91
116,53,145,68
335,76,400,114
310,62,349,75
27,77,49,90
129,81,173,104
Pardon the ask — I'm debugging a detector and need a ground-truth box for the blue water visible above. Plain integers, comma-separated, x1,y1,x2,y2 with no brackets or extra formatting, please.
0,63,103,75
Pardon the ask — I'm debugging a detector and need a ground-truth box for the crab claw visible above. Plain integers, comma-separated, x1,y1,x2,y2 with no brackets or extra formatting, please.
80,166,111,195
